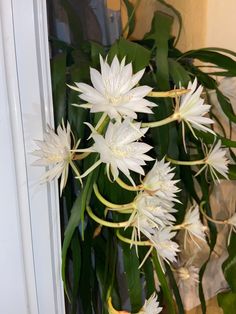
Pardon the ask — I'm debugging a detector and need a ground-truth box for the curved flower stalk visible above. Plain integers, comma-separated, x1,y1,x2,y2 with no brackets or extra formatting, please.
142,79,215,146
32,121,80,195
77,119,153,183
174,205,207,247
200,200,236,245
69,55,156,120
167,140,229,183
142,158,180,203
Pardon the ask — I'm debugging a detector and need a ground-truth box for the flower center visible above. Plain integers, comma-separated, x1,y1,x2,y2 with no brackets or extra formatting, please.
178,267,190,280
106,94,131,106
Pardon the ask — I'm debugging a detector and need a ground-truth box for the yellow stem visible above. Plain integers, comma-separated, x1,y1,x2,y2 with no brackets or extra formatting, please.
73,152,90,160
199,202,227,225
115,177,143,192
147,88,190,98
93,183,134,209
141,114,177,128
86,206,129,228
116,230,152,246
166,156,206,166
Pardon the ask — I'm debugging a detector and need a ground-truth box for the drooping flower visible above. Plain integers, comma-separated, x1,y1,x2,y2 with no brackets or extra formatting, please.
137,293,162,314
180,205,207,245
69,55,156,120
142,159,180,203
79,119,153,183
175,263,199,289
175,78,215,137
131,193,176,241
32,121,77,194
150,228,180,263
204,140,229,181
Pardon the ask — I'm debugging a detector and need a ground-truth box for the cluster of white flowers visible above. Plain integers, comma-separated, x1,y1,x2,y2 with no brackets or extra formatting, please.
32,55,231,305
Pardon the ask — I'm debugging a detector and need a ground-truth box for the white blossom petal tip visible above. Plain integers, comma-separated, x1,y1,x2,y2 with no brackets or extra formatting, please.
85,119,153,183
151,228,180,264
143,158,180,203
32,121,74,194
205,140,229,182
181,205,207,244
138,293,162,314
71,55,155,120
176,78,215,136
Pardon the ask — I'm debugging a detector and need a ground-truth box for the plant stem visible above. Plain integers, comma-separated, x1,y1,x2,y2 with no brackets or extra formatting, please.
115,177,143,191
73,152,90,160
199,202,227,225
152,251,176,314
86,206,129,228
93,183,134,209
147,88,190,98
116,230,151,246
69,161,82,184
166,156,205,166
141,114,177,128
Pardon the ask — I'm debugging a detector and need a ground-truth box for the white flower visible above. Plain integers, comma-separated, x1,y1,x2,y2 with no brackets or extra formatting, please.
175,264,199,289
134,193,175,233
204,140,229,181
81,119,153,182
175,78,215,136
142,159,180,203
70,55,156,120
181,205,207,244
130,193,176,246
151,228,179,263
32,121,75,194
138,293,162,314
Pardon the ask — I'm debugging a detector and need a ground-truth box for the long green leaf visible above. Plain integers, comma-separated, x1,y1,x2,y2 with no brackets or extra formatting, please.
156,0,182,47
152,251,176,314
109,37,151,72
51,53,67,126
122,243,142,312
62,163,99,295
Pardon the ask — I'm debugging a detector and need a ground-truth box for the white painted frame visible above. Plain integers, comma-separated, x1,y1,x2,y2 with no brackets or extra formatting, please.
0,0,65,313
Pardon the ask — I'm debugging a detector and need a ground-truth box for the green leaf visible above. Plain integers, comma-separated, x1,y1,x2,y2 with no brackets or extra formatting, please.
223,233,236,292
156,0,182,47
148,12,175,157
61,162,99,296
139,248,155,298
122,243,142,312
71,231,81,314
109,38,151,72
152,251,176,314
218,291,236,314
166,264,184,314
229,165,236,180
168,58,190,86
216,89,236,123
179,49,236,75
90,42,105,67
51,53,67,126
